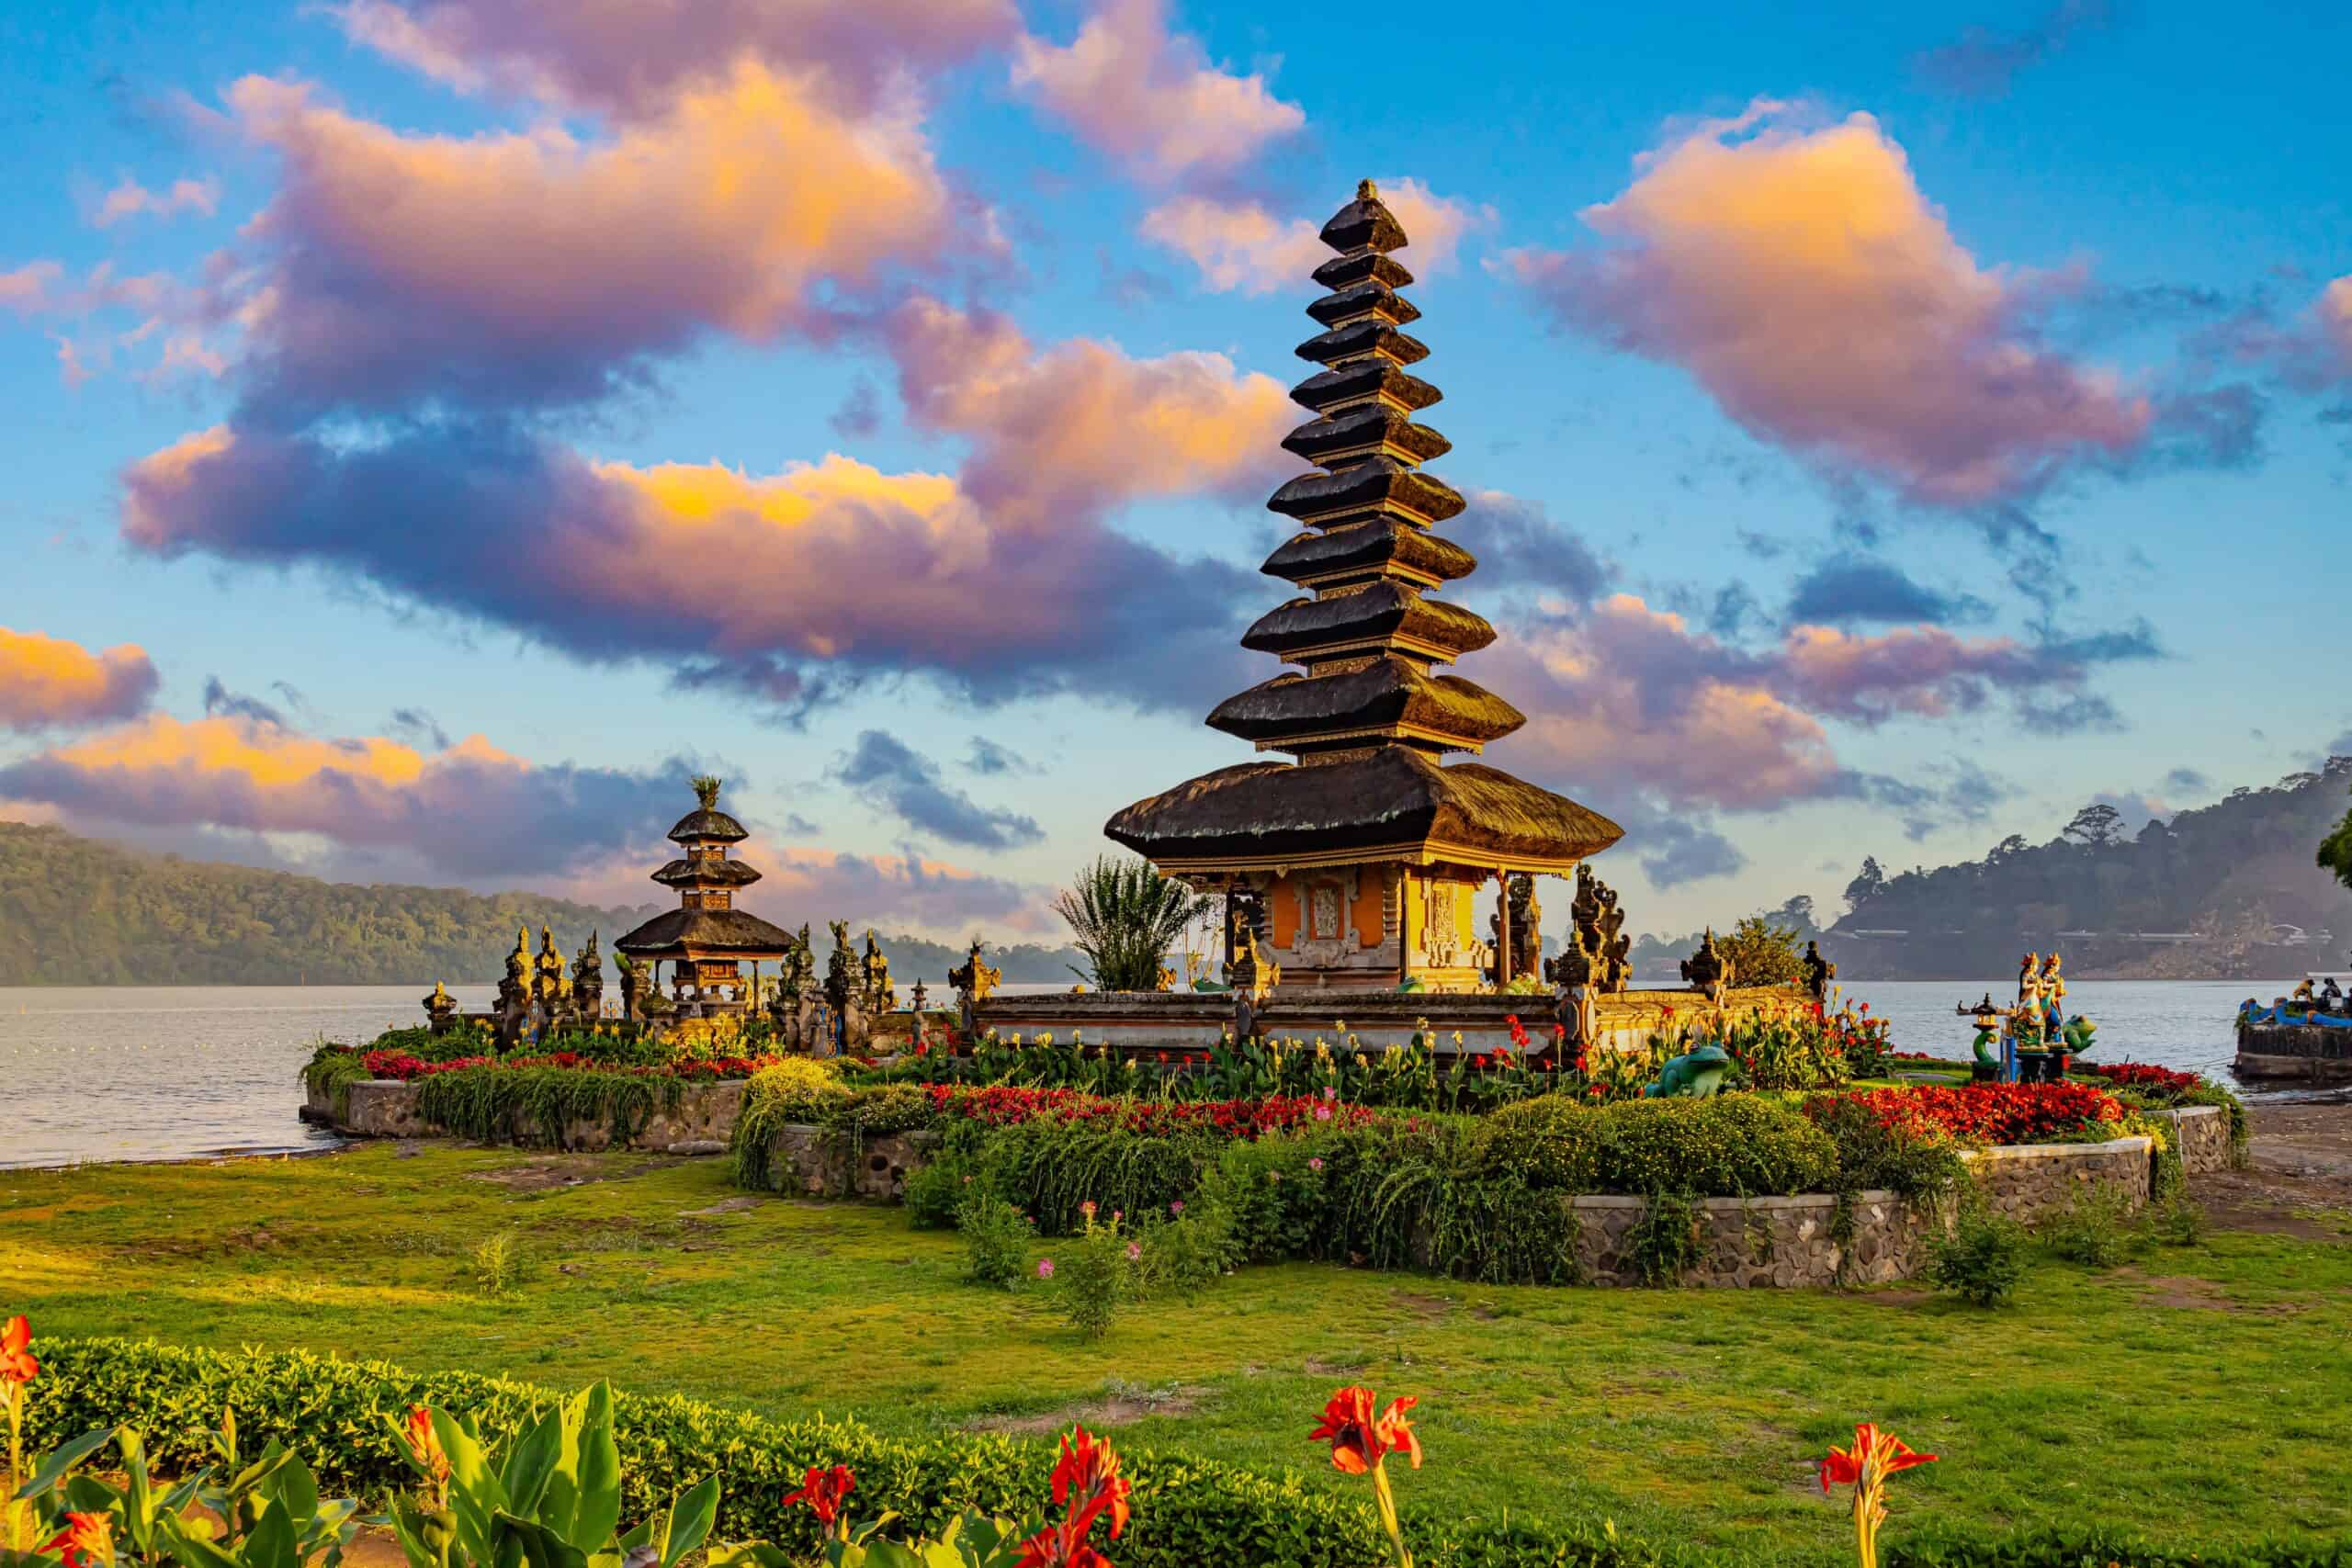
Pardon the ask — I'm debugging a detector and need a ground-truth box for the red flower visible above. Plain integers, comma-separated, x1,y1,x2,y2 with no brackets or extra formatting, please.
1309,1386,1422,1474
1,1314,37,1387
401,1404,451,1485
1013,1517,1112,1568
43,1512,113,1568
783,1464,856,1533
1051,1426,1131,1541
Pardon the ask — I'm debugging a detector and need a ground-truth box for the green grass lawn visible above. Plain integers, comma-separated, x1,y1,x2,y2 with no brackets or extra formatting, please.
4,1145,2347,1558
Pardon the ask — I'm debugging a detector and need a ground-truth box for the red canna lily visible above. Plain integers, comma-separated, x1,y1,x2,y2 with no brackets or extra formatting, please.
1012,1515,1113,1568
401,1404,452,1487
1,1314,36,1386
1050,1426,1131,1541
44,1512,114,1568
783,1464,856,1537
1818,1423,1937,1568
1310,1387,1421,1566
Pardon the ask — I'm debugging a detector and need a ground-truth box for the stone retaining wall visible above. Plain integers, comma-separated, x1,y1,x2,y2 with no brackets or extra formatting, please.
2153,1105,2233,1174
321,1077,743,1155
742,1125,943,1201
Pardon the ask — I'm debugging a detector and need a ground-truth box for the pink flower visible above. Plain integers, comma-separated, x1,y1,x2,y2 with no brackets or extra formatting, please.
1170,1201,1185,1215
1314,1104,1332,1122
1322,1086,1337,1100
1125,1241,1142,1261
1038,1258,1056,1280
1309,1156,1324,1171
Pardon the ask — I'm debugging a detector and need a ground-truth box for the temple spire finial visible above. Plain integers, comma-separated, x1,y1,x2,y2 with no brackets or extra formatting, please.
1357,177,1377,199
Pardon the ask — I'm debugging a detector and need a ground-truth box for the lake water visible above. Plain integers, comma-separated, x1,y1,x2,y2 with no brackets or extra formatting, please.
0,977,2308,1169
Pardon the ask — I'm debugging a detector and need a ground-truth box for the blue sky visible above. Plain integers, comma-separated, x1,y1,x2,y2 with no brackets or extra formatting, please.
1,0,2346,942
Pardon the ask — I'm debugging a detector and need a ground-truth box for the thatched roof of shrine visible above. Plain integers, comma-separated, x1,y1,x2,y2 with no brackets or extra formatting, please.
650,857,763,889
1241,583,1495,661
614,907,793,958
1206,657,1523,747
666,807,749,844
1106,748,1623,871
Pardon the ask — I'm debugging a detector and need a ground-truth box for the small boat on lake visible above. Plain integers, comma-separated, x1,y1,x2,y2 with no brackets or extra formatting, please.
2234,970,2352,1081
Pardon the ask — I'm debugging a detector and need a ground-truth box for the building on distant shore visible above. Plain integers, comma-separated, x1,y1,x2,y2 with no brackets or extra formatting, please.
1107,182,1622,993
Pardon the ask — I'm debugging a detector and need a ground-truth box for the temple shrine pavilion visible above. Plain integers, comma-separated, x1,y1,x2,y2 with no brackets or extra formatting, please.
1106,181,1623,992
615,777,793,1005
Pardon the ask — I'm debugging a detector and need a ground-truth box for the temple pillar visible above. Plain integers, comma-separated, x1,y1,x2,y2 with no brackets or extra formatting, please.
1494,869,1511,988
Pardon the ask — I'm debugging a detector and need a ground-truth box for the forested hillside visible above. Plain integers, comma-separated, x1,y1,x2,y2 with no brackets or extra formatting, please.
0,822,1091,986
1824,759,2352,977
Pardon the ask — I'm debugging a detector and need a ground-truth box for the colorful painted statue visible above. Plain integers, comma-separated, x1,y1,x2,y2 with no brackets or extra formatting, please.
2062,1015,2098,1056
1642,1043,1731,1098
1971,1023,1998,1068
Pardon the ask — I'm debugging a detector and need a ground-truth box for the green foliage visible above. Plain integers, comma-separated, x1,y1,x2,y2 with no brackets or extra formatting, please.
2318,788,2352,893
1716,916,1804,987
1467,1097,1602,1190
1047,1212,1139,1340
1806,1096,1968,1206
1929,1205,2030,1307
970,1118,1208,1238
37,1337,1612,1568
2037,1183,2141,1269
955,1191,1034,1289
6,1400,358,1568
470,1231,525,1297
1589,1096,1839,1197
1883,1522,2352,1568
2146,1189,2208,1247
413,1066,682,1148
1623,1190,1703,1287
1050,855,1211,992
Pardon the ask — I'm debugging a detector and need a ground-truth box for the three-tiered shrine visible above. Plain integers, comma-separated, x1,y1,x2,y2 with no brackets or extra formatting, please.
615,777,793,999
1107,181,1623,991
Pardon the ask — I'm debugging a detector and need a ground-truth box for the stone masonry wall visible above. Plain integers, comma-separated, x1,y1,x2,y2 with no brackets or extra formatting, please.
746,1125,943,1201
331,1077,743,1155
2154,1105,2232,1174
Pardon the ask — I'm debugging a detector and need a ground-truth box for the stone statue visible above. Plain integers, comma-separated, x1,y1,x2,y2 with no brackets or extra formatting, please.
1154,964,1176,993
535,926,570,1010
860,928,894,1016
823,919,856,1012
616,952,643,1021
949,937,1001,1039
495,926,532,1050
422,980,457,1033
1224,925,1279,999
1642,1043,1731,1099
1802,940,1836,1005
1487,873,1541,985
571,931,604,1021
1679,928,1733,1006
1571,866,1631,994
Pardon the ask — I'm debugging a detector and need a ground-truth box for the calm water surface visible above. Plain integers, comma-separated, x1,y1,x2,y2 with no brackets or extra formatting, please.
0,977,2301,1169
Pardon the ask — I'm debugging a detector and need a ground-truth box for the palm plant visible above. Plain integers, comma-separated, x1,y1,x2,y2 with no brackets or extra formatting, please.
1053,855,1211,992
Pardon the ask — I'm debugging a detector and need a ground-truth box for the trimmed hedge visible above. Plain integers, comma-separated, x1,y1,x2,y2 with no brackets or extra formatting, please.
26,1337,1676,1568
25,1339,2346,1568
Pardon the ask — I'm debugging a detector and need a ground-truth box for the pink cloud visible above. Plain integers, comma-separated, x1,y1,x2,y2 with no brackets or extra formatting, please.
89,175,220,228
558,837,1056,937
0,626,161,730
0,712,693,883
1504,101,2153,505
1140,177,1486,295
332,0,1018,117
2218,273,2352,390
119,300,1292,706
220,64,967,410
1012,0,1303,183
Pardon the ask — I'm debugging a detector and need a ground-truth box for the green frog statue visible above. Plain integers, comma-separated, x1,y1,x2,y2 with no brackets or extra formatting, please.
1642,1042,1732,1098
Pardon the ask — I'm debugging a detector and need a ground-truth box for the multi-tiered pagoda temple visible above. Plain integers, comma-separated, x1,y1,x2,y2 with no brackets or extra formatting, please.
616,777,793,1002
1107,181,1623,992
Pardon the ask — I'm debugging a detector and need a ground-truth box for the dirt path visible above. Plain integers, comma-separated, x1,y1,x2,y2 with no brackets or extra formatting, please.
2198,1096,2352,1239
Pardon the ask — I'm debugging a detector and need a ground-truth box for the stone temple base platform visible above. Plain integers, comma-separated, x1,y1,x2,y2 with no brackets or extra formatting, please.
974,986,1804,1059
2236,1021,2352,1081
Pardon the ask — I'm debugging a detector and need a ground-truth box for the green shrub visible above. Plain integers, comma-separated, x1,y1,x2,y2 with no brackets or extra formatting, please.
414,1066,682,1148
902,1151,973,1230
729,1060,852,1188
975,1117,1211,1237
1929,1205,2029,1306
2038,1182,2141,1268
2147,1189,2207,1247
1807,1095,1967,1203
956,1191,1034,1289
1465,1095,1601,1190
1048,1210,1139,1340
1135,1200,1236,1299
834,1081,939,1135
1591,1095,1838,1196
1883,1521,2352,1568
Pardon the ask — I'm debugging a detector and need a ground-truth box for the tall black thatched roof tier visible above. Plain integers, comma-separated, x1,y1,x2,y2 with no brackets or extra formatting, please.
1104,180,1622,881
1106,749,1622,875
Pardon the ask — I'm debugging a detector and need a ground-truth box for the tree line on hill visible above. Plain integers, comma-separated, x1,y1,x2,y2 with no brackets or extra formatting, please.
1631,759,2352,981
0,821,1086,987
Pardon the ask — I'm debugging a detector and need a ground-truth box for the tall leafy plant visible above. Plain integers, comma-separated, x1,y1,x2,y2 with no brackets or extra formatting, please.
1052,856,1210,993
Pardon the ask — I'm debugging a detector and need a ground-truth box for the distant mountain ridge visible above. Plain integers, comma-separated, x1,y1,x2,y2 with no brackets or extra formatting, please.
0,821,1088,987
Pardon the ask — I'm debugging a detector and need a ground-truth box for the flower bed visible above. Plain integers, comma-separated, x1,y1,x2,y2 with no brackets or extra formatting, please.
927,1083,1381,1138
357,1048,777,1082
1810,1081,2131,1145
